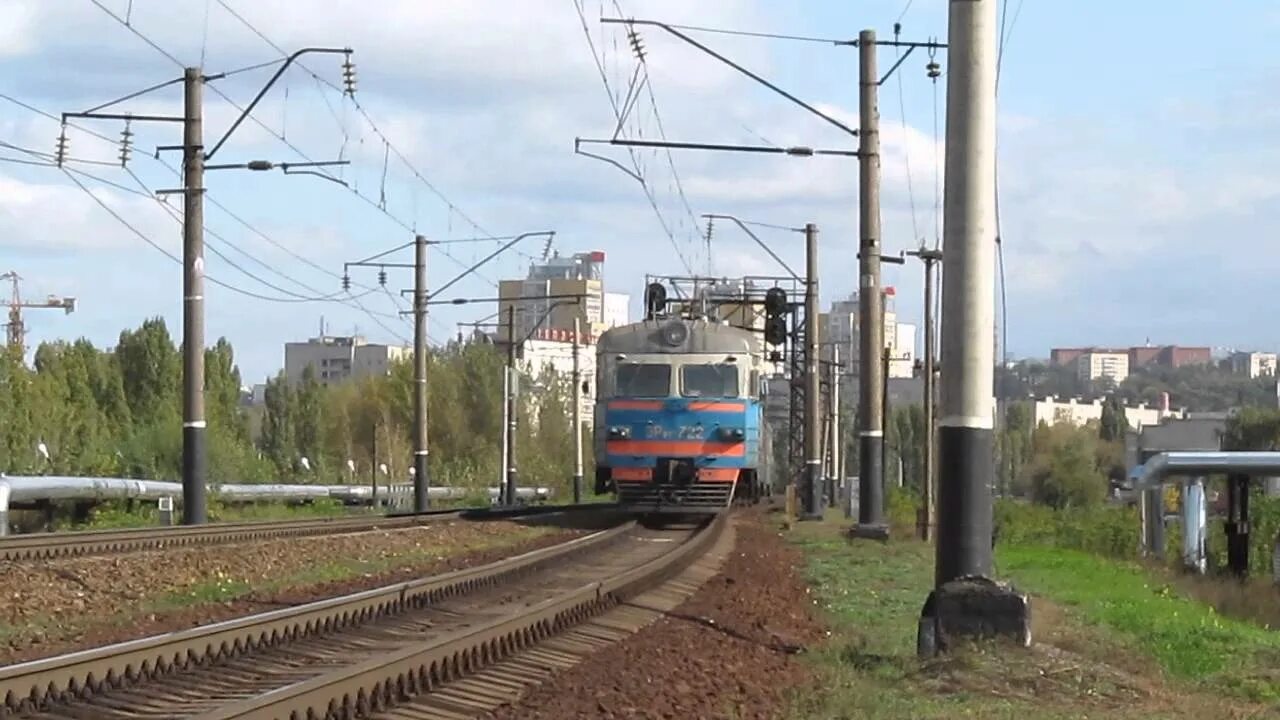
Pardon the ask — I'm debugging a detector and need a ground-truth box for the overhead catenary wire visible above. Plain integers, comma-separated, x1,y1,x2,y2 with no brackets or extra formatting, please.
572,0,695,274
4,89,405,317
5,84,389,299
621,4,704,274
60,166,345,305
84,0,499,291
893,26,921,245
118,164,367,304
213,5,488,226
657,22,852,46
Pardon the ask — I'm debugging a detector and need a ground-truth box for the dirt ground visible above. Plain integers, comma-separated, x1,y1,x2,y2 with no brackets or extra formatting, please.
487,509,825,720
0,519,574,664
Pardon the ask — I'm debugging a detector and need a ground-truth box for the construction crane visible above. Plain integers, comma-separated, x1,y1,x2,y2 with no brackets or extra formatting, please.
0,272,76,356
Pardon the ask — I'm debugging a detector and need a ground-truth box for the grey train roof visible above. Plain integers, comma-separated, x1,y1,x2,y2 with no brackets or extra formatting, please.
597,318,762,356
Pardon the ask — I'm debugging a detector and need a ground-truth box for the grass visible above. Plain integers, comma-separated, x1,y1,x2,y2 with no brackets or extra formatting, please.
997,545,1280,701
783,516,1278,719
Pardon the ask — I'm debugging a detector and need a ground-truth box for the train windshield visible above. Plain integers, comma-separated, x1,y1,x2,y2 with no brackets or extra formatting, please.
680,363,739,398
615,363,672,397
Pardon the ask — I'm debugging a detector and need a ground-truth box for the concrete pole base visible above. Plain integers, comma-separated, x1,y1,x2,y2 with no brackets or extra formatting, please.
847,523,890,541
917,575,1032,657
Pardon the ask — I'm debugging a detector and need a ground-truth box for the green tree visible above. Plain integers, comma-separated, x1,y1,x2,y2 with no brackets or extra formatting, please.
260,372,296,477
115,317,180,428
1024,423,1109,509
293,365,324,480
1098,395,1127,443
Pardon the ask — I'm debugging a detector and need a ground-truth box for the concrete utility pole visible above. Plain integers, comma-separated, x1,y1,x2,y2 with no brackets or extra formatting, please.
882,345,891,487
918,2,1028,658
829,345,841,509
412,234,430,512
801,222,824,520
855,29,887,537
908,248,942,541
571,316,584,504
181,67,207,526
504,305,519,506
935,0,997,585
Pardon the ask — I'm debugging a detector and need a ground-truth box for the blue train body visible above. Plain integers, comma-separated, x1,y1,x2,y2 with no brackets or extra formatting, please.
593,318,772,511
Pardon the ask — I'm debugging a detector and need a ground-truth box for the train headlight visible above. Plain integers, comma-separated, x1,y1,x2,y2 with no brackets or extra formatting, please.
719,427,745,441
608,426,632,439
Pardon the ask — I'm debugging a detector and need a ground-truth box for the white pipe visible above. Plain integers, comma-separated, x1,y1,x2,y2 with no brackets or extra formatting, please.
1128,452,1280,490
0,475,554,535
1182,477,1206,574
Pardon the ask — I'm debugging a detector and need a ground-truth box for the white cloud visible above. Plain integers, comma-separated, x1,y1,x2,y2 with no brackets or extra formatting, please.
5,1,1280,375
0,172,179,251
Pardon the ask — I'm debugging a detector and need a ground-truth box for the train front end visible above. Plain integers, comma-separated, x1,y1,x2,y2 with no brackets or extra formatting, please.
594,319,764,513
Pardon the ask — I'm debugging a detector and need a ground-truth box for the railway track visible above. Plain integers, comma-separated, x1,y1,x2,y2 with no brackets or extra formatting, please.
0,510,726,720
0,503,613,562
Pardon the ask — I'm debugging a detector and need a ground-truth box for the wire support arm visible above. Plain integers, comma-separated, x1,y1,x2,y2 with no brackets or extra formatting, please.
62,111,182,123
702,213,802,280
577,137,858,158
425,292,585,307
204,47,352,161
431,231,554,300
602,18,859,139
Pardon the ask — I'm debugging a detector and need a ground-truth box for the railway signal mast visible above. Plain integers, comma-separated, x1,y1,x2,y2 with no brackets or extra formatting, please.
0,272,76,357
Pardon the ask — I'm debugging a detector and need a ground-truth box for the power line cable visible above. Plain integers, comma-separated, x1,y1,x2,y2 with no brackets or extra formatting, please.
572,0,694,274
87,0,185,68
121,166,345,301
213,0,510,276
88,1,530,335
622,4,704,273
659,22,851,45
60,166,337,304
83,0,497,291
4,91,386,302
896,0,916,24
893,39,921,244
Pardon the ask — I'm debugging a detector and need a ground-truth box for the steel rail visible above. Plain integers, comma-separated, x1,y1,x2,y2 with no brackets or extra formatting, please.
0,513,638,716
202,514,727,719
0,502,617,562
0,510,455,562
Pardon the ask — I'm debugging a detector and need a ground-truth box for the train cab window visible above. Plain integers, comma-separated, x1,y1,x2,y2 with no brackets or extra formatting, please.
680,364,740,398
615,363,672,397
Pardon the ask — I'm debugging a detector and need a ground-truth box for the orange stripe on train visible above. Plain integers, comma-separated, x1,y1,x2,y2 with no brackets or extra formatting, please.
696,467,739,482
607,400,664,410
605,440,746,457
687,401,746,412
612,467,653,481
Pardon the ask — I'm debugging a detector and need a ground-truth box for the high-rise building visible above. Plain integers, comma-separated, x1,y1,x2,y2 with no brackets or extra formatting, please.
1051,345,1211,370
1076,350,1130,384
283,334,411,386
498,251,630,345
824,290,915,379
1230,351,1277,378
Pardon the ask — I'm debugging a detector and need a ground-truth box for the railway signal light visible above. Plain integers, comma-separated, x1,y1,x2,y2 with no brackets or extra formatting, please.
763,287,788,346
764,316,787,346
644,282,667,319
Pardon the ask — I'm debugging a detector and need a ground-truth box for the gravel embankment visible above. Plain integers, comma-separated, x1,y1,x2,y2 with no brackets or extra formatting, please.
0,519,576,664
487,509,825,720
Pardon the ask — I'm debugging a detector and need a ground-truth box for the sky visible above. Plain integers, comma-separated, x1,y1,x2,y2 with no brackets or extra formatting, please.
3,1,1280,383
